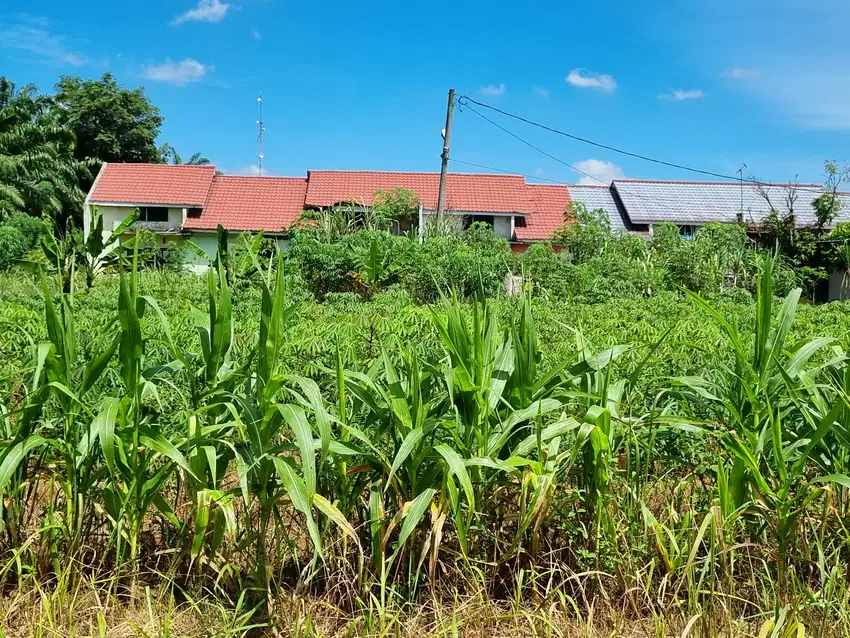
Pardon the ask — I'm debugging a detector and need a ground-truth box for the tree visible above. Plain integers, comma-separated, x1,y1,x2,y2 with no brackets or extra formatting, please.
160,143,211,166
53,73,163,165
551,201,611,263
812,160,849,229
0,77,89,225
372,187,419,226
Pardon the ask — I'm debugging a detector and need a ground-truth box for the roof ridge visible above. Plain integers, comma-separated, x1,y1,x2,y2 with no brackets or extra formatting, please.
107,162,216,170
615,178,824,188
307,169,524,178
215,175,306,181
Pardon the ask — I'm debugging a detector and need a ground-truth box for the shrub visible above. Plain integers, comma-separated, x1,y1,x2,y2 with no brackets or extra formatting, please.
403,227,511,302
5,212,47,248
520,243,574,298
0,224,28,270
289,233,365,299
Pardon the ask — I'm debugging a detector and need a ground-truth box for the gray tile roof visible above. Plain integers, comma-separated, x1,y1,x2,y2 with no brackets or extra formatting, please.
567,184,628,231
611,180,850,227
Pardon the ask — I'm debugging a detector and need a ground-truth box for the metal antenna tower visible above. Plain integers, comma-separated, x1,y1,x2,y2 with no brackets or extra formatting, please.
256,96,265,176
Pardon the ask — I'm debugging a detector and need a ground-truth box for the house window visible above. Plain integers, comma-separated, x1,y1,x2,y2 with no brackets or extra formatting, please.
678,224,699,239
467,215,494,229
139,206,169,223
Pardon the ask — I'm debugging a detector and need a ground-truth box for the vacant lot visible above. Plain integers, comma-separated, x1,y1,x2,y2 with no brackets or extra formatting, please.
0,260,849,637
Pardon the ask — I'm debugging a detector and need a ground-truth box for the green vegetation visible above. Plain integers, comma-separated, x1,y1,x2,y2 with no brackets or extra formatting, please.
0,73,208,229
2,225,850,636
290,203,798,304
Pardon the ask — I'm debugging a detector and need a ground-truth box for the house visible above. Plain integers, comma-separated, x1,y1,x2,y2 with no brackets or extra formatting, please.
304,170,533,239
84,164,850,284
608,179,850,238
85,163,309,268
84,164,559,262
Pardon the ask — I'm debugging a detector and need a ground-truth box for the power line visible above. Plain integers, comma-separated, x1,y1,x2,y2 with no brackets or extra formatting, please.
450,157,763,222
450,158,575,185
458,102,608,187
450,107,796,219
457,95,833,195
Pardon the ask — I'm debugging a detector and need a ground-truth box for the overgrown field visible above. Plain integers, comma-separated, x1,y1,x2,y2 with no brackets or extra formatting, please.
2,254,850,637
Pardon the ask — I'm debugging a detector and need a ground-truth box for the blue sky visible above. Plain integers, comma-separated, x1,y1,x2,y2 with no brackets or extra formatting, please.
2,0,848,185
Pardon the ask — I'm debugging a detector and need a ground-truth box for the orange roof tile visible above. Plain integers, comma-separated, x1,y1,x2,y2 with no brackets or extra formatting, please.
89,163,216,206
305,170,533,214
185,176,308,232
517,184,572,240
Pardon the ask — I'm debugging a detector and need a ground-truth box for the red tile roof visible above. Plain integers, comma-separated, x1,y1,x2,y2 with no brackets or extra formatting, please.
89,163,216,206
87,164,576,240
305,170,533,214
186,176,308,232
517,184,572,240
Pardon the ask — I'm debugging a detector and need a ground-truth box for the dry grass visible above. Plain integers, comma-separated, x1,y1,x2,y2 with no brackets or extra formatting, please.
0,572,840,638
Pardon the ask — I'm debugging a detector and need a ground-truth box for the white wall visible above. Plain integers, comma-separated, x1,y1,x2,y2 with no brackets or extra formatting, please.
96,205,136,242
829,269,850,301
93,205,185,243
421,211,515,239
185,233,219,272
493,216,512,239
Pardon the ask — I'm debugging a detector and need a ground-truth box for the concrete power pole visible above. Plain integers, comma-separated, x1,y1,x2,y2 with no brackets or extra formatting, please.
436,88,455,227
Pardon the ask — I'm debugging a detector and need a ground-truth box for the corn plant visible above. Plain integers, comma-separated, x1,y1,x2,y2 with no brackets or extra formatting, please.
676,256,850,592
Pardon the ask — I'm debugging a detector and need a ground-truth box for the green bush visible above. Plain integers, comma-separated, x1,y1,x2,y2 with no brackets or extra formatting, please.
6,212,48,248
0,224,28,270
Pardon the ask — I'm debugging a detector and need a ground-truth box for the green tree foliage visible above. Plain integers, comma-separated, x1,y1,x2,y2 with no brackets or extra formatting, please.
552,201,612,262
0,224,27,269
372,187,419,227
0,78,90,224
160,143,211,166
0,210,47,269
53,73,164,164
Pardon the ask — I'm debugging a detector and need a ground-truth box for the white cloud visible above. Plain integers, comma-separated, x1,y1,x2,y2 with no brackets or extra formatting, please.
659,89,705,101
250,28,261,40
534,168,545,176
61,52,85,65
532,85,549,97
141,58,212,85
171,0,231,26
566,69,617,93
479,83,506,96
723,67,761,80
0,20,87,66
572,159,625,185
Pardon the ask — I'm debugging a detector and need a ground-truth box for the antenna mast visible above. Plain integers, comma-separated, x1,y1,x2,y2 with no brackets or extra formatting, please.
256,96,265,176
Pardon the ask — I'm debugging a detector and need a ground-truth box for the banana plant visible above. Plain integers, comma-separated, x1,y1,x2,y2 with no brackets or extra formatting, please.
82,206,139,289
353,237,405,297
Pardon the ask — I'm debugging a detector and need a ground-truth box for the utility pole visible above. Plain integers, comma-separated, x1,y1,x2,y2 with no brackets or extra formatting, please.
736,162,747,223
436,88,455,225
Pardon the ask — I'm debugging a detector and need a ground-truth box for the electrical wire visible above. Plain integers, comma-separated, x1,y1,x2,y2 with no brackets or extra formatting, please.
457,102,609,187
457,94,835,195
449,107,798,220
450,158,576,185
449,157,762,223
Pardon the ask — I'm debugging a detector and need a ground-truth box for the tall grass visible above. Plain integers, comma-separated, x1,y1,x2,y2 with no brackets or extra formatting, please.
0,238,849,636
